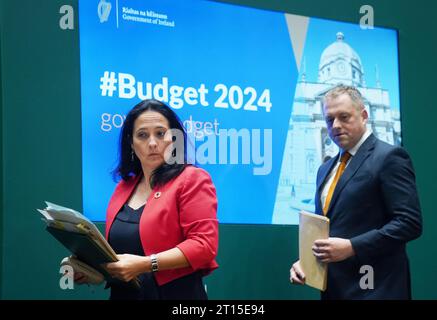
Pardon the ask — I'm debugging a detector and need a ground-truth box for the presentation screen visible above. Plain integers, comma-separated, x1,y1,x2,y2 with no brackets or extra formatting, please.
79,0,401,224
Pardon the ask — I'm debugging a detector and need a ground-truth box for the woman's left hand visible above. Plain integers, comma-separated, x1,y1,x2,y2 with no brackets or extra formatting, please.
105,254,148,282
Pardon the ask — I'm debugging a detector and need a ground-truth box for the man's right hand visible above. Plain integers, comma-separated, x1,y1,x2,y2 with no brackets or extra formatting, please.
290,260,306,285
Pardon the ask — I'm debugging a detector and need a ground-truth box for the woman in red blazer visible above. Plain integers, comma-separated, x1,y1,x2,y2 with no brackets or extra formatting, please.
76,99,218,300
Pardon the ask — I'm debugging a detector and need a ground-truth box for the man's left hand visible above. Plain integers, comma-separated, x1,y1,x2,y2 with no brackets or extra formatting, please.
312,237,355,263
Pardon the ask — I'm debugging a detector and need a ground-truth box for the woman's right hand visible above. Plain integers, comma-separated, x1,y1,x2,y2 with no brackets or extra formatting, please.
73,272,89,285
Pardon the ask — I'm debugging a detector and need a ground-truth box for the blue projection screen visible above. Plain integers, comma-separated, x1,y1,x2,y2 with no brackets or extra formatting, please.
79,0,401,224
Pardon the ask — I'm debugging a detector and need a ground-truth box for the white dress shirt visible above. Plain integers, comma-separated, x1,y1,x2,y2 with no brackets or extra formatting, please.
320,129,372,210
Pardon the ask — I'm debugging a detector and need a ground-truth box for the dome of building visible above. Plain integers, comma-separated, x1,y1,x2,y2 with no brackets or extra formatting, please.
318,32,365,87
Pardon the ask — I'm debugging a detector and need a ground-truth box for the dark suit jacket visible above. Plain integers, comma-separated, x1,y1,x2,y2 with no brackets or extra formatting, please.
315,134,422,299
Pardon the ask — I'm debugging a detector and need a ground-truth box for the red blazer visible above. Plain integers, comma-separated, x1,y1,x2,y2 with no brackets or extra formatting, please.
105,165,219,286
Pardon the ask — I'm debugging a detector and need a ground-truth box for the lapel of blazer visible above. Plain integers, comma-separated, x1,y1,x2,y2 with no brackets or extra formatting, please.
105,175,141,239
316,154,339,212
326,134,376,216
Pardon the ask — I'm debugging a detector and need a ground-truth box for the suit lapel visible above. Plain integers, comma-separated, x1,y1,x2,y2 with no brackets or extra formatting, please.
327,134,376,216
316,155,339,212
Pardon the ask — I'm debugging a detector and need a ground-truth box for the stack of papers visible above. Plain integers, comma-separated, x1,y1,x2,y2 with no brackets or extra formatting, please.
37,201,140,288
37,201,117,260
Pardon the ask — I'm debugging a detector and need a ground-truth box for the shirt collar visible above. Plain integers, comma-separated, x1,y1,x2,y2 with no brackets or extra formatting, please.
343,128,371,157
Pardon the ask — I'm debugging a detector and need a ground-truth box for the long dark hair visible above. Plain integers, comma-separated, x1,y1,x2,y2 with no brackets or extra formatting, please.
112,99,188,188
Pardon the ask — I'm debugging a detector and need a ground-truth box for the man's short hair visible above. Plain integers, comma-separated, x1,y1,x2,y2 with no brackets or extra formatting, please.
323,84,365,111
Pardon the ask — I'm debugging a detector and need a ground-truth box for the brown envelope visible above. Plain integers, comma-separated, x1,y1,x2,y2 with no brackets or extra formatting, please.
299,210,329,291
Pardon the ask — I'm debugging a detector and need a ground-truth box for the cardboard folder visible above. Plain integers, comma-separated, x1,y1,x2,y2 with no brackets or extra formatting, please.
38,202,140,289
47,226,140,289
299,210,329,291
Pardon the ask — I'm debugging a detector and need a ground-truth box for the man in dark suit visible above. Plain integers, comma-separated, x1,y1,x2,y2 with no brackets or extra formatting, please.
290,85,422,299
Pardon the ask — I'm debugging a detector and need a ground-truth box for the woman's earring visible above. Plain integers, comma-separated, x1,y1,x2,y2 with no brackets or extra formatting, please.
131,150,134,162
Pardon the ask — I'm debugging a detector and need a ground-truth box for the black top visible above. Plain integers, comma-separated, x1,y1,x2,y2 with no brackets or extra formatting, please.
108,203,207,300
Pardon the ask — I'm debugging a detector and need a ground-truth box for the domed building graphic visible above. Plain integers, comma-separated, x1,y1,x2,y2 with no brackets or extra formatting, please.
272,32,401,224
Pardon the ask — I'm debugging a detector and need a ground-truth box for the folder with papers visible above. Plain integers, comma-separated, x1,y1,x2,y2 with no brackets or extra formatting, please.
38,201,140,289
299,210,330,291
61,256,105,284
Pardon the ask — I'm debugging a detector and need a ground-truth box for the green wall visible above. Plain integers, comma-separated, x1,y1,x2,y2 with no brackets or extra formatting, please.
1,0,436,299
0,0,4,298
